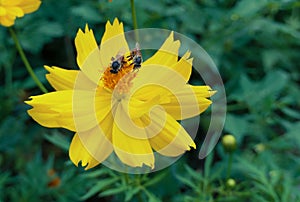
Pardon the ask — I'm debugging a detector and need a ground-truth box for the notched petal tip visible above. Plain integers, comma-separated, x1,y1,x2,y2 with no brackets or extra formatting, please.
209,90,217,97
112,17,120,25
84,23,90,32
189,141,196,149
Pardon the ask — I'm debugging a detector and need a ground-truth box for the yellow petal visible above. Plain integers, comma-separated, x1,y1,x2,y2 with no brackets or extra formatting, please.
75,24,98,68
112,104,154,168
45,66,79,91
170,51,193,82
75,25,104,84
1,0,22,6
5,6,23,17
25,90,76,131
131,65,187,102
0,16,15,27
69,113,113,170
100,18,130,69
160,85,214,120
18,0,41,14
69,133,100,170
128,95,160,119
45,66,96,91
145,109,196,157
0,7,6,16
26,89,112,132
72,87,112,132
143,32,180,67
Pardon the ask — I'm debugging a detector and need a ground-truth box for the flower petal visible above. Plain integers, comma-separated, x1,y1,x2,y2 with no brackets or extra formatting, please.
1,0,22,6
112,104,154,168
74,25,104,84
25,90,76,131
73,87,112,132
70,113,114,170
75,24,98,68
45,66,96,91
0,7,6,16
160,85,215,120
100,18,130,69
26,88,112,132
143,32,180,67
0,16,15,27
144,109,196,157
18,0,41,14
128,95,160,119
5,6,24,17
45,66,79,91
131,65,187,103
170,51,193,82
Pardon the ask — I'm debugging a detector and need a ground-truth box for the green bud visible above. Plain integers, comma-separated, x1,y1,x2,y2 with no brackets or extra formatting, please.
254,143,265,153
222,134,237,153
226,178,236,188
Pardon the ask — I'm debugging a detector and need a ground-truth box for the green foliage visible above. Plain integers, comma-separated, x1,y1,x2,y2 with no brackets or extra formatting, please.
0,0,299,201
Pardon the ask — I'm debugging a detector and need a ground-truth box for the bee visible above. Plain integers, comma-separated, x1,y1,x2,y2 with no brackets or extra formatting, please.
127,43,143,70
110,52,124,74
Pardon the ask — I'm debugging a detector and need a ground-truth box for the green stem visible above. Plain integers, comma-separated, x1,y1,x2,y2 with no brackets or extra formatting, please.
226,153,233,179
130,0,139,42
136,175,143,202
9,27,48,93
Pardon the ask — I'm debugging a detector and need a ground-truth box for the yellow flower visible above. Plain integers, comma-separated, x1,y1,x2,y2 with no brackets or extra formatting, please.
0,0,41,27
25,18,215,170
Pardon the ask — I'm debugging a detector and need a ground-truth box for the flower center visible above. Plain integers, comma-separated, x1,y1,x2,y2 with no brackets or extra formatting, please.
101,52,134,90
114,71,137,100
101,52,139,102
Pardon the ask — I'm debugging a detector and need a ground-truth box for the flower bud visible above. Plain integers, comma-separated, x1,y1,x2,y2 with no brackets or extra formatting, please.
254,143,265,153
226,178,236,188
222,134,237,153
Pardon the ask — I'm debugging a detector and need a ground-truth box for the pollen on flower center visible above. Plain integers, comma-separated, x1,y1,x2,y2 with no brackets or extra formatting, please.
101,52,135,90
114,71,137,95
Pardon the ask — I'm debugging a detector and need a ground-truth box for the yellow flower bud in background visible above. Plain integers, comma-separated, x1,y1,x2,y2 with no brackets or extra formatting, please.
222,134,237,153
0,0,41,27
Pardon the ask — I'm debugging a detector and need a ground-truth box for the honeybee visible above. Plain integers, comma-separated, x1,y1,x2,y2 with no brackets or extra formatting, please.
110,52,124,74
128,43,143,70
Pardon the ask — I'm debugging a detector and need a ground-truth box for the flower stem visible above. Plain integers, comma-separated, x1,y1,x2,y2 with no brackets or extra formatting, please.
130,0,139,42
226,153,233,179
8,27,48,93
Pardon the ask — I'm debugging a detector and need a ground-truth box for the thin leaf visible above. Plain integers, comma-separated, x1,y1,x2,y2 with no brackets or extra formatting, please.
80,177,119,200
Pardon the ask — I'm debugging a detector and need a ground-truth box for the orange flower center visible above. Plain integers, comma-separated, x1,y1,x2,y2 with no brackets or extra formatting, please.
101,52,135,91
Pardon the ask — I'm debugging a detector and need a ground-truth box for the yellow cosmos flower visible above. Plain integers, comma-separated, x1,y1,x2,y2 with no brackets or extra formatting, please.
25,18,215,170
0,0,41,27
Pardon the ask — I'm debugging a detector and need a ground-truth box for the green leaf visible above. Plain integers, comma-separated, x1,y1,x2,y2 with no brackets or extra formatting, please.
124,186,141,202
232,0,269,18
71,5,103,23
184,165,203,181
175,174,196,188
98,185,128,197
224,113,250,143
84,169,110,179
81,177,119,200
204,151,214,179
44,132,70,151
144,171,167,187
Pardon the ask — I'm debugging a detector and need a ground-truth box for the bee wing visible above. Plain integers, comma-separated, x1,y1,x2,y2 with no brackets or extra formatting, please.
135,42,140,50
116,47,126,58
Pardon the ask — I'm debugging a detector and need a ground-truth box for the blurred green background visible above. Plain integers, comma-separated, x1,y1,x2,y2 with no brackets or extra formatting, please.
0,0,299,201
